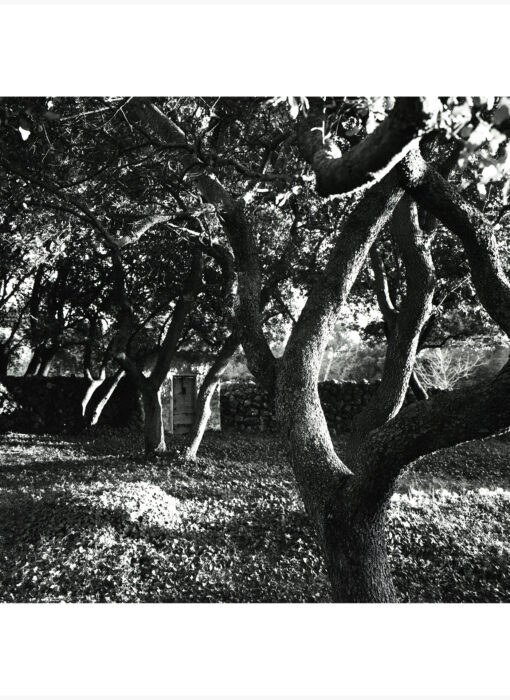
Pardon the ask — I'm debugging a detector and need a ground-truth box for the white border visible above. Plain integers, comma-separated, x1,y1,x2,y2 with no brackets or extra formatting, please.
1,604,509,695
0,5,509,95
1,3,510,698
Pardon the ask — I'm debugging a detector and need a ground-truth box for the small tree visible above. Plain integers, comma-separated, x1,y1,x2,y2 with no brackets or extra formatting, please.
415,346,484,391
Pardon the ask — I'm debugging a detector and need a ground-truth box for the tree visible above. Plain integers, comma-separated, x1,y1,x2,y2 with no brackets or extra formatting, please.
0,98,238,453
3,95,510,601
130,96,510,601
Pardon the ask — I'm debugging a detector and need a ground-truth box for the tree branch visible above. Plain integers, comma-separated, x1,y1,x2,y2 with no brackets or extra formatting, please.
127,98,277,390
298,97,441,196
400,145,510,338
355,362,510,509
149,249,203,388
351,196,436,442
370,244,397,327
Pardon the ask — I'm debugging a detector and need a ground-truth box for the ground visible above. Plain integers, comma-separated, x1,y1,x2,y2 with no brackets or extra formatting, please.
0,429,509,603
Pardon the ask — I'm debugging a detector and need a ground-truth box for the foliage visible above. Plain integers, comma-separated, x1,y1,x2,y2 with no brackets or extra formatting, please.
1,430,509,603
389,485,510,603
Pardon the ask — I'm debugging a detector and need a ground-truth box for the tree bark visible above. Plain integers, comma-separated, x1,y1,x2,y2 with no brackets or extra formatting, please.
400,145,510,337
141,382,166,456
25,349,42,376
297,97,441,196
355,361,510,510
323,503,397,602
88,369,126,426
36,347,56,376
185,333,239,460
0,346,10,376
275,179,403,601
351,196,436,443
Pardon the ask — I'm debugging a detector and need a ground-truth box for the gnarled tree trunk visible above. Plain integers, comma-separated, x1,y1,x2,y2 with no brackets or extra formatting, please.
273,178,403,602
323,503,396,602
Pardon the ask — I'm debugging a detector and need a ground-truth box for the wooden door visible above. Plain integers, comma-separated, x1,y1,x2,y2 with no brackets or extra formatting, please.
172,375,196,434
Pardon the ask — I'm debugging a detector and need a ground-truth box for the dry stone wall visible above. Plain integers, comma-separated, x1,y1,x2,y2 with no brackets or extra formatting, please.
221,379,422,434
0,376,140,433
2,375,433,436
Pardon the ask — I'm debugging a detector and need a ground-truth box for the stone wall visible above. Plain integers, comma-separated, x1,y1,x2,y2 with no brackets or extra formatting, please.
0,376,140,434
2,375,429,436
221,379,422,435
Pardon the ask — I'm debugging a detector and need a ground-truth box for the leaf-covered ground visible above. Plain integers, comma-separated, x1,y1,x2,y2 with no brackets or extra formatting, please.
0,429,509,603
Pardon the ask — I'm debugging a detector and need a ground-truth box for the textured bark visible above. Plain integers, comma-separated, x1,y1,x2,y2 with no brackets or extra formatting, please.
275,178,404,601
356,362,510,510
409,370,429,400
185,333,239,460
298,97,441,196
351,196,436,443
323,505,397,602
141,383,166,455
401,146,510,337
220,202,277,392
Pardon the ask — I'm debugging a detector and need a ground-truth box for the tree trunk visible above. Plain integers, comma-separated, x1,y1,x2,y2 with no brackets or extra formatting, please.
185,333,239,460
88,370,126,427
81,369,106,419
185,381,218,461
25,350,42,376
36,348,55,376
275,358,397,603
0,346,10,376
141,384,166,456
409,369,428,400
323,504,397,602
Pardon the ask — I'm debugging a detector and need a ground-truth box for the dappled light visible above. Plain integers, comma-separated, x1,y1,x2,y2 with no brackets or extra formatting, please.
1,430,509,603
1,95,510,603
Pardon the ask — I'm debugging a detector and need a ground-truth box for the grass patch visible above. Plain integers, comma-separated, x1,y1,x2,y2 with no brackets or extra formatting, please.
1,429,509,602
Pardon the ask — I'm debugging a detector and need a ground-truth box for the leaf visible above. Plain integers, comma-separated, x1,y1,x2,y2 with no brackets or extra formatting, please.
288,97,299,120
493,98,510,127
481,164,499,184
476,182,487,198
43,110,61,122
365,112,378,134
18,126,30,141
